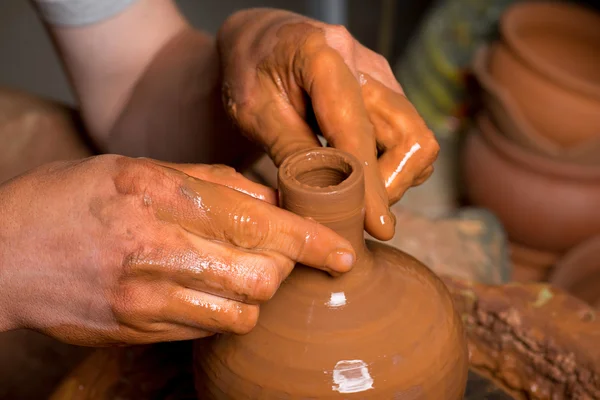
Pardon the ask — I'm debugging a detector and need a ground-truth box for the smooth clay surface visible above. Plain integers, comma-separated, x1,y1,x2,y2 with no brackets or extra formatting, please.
194,148,469,399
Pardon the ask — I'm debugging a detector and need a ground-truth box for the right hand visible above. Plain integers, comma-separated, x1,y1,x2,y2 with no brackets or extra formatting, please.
0,155,355,346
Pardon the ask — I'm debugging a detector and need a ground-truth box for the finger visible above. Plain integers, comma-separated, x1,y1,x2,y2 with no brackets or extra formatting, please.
167,179,356,274
151,160,277,204
139,235,293,304
296,45,394,240
165,288,260,335
118,324,214,345
247,89,324,167
360,73,439,204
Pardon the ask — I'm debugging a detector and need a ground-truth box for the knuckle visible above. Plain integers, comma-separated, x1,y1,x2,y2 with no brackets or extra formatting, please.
309,48,342,75
227,203,271,249
374,53,390,70
230,304,260,335
325,24,355,51
244,258,281,303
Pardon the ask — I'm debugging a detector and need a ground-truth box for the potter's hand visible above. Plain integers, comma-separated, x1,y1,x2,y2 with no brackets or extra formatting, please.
0,156,354,345
217,9,440,240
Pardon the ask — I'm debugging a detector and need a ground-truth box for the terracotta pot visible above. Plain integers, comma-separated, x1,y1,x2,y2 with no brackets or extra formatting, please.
472,45,600,165
549,235,600,309
509,242,560,283
194,148,469,399
461,113,600,253
488,2,600,147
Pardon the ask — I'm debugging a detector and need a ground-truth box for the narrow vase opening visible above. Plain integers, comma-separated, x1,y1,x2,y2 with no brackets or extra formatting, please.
294,163,352,188
278,148,367,258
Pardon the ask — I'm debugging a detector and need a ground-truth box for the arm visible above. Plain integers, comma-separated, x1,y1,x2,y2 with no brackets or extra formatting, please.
32,0,255,166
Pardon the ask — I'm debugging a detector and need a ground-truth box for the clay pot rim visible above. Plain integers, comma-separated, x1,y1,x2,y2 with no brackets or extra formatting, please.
501,2,600,100
549,235,600,295
472,44,600,157
476,113,600,181
278,147,363,195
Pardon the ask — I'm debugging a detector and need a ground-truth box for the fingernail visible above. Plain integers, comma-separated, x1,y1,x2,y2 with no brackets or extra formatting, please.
379,212,396,227
325,249,355,273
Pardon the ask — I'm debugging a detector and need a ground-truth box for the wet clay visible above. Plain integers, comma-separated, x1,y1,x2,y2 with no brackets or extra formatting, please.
444,276,600,399
194,148,468,398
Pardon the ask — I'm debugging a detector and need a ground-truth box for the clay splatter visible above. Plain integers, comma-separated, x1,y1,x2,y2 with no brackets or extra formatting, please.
327,292,347,308
532,287,553,308
332,360,374,394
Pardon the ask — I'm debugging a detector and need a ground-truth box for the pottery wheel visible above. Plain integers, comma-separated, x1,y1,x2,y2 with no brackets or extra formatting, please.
51,341,513,399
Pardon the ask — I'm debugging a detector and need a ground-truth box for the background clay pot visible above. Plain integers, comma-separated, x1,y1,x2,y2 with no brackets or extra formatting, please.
549,235,600,309
195,148,468,399
509,242,560,283
461,114,600,253
488,2,600,147
472,45,600,165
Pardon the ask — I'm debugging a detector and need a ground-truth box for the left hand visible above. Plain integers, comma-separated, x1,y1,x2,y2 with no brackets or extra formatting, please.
217,9,440,241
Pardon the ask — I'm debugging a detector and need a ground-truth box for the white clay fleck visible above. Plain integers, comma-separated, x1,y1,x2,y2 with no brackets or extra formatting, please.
385,142,422,188
327,292,347,308
332,360,374,394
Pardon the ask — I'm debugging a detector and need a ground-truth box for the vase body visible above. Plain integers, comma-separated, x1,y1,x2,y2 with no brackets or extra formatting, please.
194,148,468,399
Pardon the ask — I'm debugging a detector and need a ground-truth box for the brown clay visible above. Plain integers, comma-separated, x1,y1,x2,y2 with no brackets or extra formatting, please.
462,114,600,253
489,2,600,148
472,45,600,164
444,276,600,399
549,235,600,309
194,148,468,398
509,242,560,283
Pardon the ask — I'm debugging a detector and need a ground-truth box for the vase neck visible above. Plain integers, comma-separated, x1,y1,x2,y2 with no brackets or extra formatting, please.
277,148,368,263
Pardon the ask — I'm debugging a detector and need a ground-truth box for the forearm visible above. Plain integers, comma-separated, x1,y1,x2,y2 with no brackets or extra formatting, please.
31,0,189,154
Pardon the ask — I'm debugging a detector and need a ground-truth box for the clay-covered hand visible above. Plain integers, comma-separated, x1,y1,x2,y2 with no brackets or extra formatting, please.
0,156,354,345
217,9,440,240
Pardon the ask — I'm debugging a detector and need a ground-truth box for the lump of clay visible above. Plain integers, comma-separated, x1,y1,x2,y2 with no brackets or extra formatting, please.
194,148,468,399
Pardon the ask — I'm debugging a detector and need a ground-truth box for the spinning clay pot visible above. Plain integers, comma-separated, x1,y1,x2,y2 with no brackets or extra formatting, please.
194,148,469,398
489,2,600,148
462,114,600,253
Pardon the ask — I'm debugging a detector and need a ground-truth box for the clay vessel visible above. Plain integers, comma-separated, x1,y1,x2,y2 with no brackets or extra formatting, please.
461,114,600,253
488,2,600,148
194,148,468,399
509,242,560,283
472,45,600,165
549,235,600,309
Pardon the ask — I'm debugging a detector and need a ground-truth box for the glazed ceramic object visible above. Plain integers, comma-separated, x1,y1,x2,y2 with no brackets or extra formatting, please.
462,114,600,253
194,148,469,399
489,2,600,147
472,45,600,165
549,235,600,309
